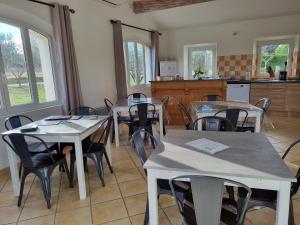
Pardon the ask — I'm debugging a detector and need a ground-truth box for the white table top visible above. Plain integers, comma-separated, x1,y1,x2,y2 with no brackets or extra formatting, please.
115,97,162,108
191,101,263,114
144,130,295,182
1,115,108,136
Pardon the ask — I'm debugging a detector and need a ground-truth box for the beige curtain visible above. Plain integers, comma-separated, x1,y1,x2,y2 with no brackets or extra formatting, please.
151,31,160,80
51,4,83,114
112,20,128,99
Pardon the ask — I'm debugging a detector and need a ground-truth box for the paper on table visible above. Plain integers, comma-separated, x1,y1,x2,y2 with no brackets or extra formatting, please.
185,138,229,154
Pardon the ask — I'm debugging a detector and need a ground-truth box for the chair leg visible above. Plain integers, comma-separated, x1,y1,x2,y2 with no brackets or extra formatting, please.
69,153,76,185
144,198,149,225
111,123,115,143
226,186,235,201
91,153,105,187
36,169,52,209
163,122,166,136
18,162,23,178
62,159,73,188
84,157,88,173
18,169,29,207
288,200,295,225
103,150,113,174
148,126,156,149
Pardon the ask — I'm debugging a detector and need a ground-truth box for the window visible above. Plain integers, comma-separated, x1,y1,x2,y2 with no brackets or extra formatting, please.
0,20,57,112
124,41,151,87
255,36,298,76
184,43,217,79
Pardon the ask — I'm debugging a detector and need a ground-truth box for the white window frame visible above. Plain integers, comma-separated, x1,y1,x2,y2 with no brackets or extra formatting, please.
124,40,151,88
184,43,217,80
253,35,299,77
0,17,59,116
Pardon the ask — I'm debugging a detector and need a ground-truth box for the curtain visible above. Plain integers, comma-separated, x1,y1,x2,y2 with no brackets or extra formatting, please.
51,4,83,114
112,20,128,99
151,31,160,80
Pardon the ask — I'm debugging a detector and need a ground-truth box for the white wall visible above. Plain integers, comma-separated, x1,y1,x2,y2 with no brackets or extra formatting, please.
0,0,158,169
160,14,300,75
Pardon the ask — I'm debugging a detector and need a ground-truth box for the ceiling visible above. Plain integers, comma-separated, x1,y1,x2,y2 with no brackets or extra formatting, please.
139,0,300,30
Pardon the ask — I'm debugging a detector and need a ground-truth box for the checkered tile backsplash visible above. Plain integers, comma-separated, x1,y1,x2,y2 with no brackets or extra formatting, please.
217,54,253,79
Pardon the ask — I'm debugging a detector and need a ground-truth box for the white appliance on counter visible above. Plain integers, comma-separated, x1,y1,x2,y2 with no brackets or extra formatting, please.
227,83,250,103
160,61,177,76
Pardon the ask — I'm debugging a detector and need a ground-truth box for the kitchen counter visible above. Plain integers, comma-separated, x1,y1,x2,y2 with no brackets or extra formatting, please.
151,79,300,84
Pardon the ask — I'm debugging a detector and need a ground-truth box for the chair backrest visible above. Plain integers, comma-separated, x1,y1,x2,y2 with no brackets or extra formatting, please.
5,115,33,130
215,108,248,128
201,95,223,101
255,98,271,113
129,103,156,127
69,106,96,115
2,133,53,168
282,139,300,196
192,116,235,131
177,101,193,129
170,175,251,225
104,98,113,115
127,93,147,99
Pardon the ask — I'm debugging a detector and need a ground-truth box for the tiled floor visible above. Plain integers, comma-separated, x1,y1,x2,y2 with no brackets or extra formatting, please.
1,116,300,225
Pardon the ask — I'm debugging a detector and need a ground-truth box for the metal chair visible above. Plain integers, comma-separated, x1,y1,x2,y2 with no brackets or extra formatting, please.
177,101,193,130
153,96,170,136
237,139,300,225
191,116,235,131
104,98,133,142
4,115,59,177
170,175,252,225
127,93,147,99
215,108,248,130
201,94,224,101
68,106,96,115
131,130,190,225
2,133,72,209
69,116,113,186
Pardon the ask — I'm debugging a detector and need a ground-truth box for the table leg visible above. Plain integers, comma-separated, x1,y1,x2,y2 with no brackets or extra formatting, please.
6,144,20,196
276,182,291,225
159,106,163,140
148,171,159,225
74,138,87,200
255,112,261,133
113,109,120,147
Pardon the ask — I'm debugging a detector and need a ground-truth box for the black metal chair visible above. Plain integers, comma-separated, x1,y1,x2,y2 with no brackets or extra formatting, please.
2,133,72,209
153,96,170,136
131,129,190,225
69,116,113,187
127,93,147,99
238,98,272,132
104,98,133,143
170,175,252,225
177,101,193,130
4,115,59,176
214,108,248,130
68,106,96,115
237,139,300,225
191,116,235,131
201,94,224,101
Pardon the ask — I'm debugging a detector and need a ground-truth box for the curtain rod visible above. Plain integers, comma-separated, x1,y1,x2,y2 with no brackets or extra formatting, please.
27,0,75,14
110,20,162,36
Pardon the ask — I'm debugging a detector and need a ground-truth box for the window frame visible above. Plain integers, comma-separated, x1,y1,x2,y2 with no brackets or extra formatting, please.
253,35,299,77
0,17,59,115
124,40,151,88
184,43,218,80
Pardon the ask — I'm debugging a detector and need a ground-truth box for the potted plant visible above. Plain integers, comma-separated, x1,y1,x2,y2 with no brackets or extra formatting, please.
193,65,208,80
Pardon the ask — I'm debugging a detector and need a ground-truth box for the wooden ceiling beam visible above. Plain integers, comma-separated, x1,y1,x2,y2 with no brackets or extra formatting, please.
133,0,214,14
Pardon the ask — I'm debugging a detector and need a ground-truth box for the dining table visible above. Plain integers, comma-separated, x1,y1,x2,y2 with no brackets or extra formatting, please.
191,101,264,132
144,130,295,225
1,115,110,200
113,97,163,147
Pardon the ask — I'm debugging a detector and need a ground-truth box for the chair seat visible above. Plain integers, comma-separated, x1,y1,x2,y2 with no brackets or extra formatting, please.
28,142,58,154
32,153,65,168
238,187,277,202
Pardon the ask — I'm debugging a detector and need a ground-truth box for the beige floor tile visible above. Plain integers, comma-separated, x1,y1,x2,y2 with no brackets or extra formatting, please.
0,205,22,225
246,207,275,225
113,160,137,172
55,206,92,225
159,195,176,208
19,198,57,221
124,193,147,216
119,179,147,197
89,173,116,188
130,210,171,225
0,191,24,207
115,168,142,183
17,215,55,225
92,199,128,224
57,190,90,212
100,218,131,225
163,205,183,225
90,184,121,204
